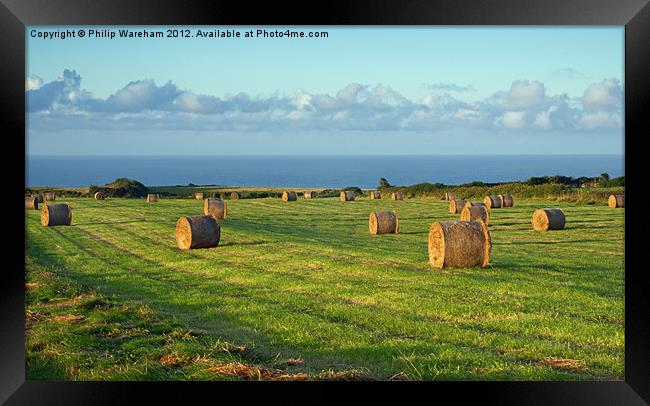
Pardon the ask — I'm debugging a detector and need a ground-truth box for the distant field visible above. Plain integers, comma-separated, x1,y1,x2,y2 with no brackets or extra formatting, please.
25,195,624,380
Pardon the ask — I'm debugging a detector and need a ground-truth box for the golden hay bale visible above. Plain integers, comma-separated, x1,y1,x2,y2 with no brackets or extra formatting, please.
44,192,56,201
33,193,44,203
484,195,502,209
25,197,38,210
304,191,313,199
41,204,72,226
147,194,159,203
370,191,381,199
194,192,204,200
204,198,227,220
340,191,355,201
369,211,399,235
230,192,240,200
176,215,221,250
94,192,105,200
391,192,404,200
282,191,297,201
449,199,467,214
445,192,457,201
460,205,489,225
532,208,566,231
608,194,624,208
499,194,514,207
428,220,491,269
464,201,486,210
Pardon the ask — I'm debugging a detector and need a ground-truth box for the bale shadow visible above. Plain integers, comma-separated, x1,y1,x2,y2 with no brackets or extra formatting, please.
219,240,270,247
73,220,148,226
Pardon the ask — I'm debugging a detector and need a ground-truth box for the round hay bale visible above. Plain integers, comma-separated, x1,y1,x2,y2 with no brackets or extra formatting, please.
41,204,72,226
484,195,502,209
282,191,297,201
460,205,489,225
369,211,399,235
499,194,514,207
147,194,159,203
204,198,227,220
33,193,44,204
391,192,404,200
176,215,221,250
230,192,240,200
370,191,381,199
428,220,491,269
464,201,486,210
449,199,467,214
608,194,624,208
25,196,38,210
94,192,105,200
445,192,457,201
340,191,355,201
304,191,313,199
194,192,204,200
44,192,56,201
532,208,566,231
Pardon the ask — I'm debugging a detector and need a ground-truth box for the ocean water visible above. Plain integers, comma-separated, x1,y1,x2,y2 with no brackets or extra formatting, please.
26,155,624,188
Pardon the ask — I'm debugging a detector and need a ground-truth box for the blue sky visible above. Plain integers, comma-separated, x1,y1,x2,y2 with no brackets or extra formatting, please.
26,26,624,155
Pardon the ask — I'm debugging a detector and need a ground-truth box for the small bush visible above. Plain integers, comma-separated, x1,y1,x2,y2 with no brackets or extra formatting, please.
90,178,148,198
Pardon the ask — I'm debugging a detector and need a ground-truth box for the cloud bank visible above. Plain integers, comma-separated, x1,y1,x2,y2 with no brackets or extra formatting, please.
27,70,623,133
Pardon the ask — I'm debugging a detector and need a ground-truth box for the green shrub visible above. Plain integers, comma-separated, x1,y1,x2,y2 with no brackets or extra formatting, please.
89,178,148,198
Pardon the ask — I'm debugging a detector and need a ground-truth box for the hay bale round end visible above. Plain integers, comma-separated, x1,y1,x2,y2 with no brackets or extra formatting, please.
340,191,355,201
282,191,297,201
460,205,489,225
499,194,514,207
41,204,72,226
449,199,467,214
176,215,221,250
428,220,491,269
204,198,227,220
230,192,240,200
25,196,39,210
608,194,624,208
304,191,313,199
369,211,399,235
484,195,502,209
532,208,565,231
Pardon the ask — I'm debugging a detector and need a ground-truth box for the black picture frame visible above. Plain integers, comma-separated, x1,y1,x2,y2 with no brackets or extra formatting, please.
3,0,648,404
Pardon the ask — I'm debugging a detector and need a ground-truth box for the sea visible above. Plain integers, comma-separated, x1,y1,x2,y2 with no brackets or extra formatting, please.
26,155,624,189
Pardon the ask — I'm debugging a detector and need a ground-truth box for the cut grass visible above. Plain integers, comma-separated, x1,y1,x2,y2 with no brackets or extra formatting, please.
25,196,624,380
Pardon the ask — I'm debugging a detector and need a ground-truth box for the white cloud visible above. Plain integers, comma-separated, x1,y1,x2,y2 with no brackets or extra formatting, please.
582,78,622,112
533,106,558,129
578,111,622,128
423,83,475,92
507,80,545,109
26,75,43,91
26,70,623,133
500,111,527,129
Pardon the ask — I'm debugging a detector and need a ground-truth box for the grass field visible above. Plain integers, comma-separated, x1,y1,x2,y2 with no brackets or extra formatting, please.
25,195,624,380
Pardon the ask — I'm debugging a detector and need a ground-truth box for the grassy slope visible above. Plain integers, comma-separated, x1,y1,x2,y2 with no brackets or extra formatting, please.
25,196,624,380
